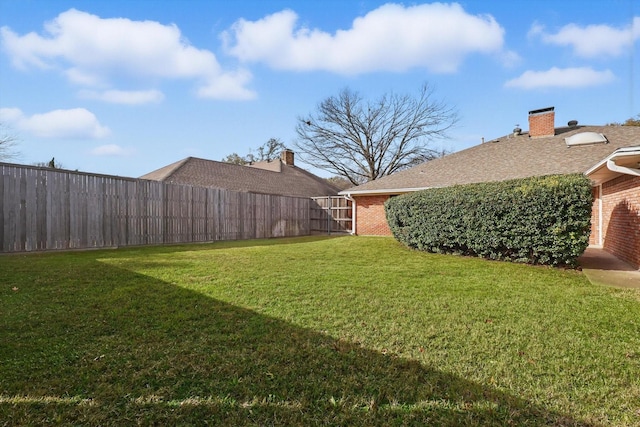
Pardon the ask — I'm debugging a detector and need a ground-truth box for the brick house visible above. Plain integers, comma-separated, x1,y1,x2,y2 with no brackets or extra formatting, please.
585,146,640,268
141,149,339,198
340,107,640,269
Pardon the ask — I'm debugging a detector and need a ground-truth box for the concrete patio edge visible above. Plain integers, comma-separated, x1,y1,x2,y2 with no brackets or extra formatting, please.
578,247,640,289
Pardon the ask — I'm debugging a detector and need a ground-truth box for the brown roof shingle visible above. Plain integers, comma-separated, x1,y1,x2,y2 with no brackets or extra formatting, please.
140,157,339,198
342,125,640,195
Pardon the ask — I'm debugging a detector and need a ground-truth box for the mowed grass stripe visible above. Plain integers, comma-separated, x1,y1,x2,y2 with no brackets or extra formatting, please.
1,236,638,426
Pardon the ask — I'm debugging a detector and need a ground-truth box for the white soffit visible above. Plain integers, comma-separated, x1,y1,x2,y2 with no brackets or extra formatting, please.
585,146,640,184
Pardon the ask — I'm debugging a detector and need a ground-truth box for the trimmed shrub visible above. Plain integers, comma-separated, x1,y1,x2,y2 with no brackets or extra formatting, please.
385,174,593,266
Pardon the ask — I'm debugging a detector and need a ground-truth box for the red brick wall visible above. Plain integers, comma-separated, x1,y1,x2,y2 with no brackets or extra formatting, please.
354,195,392,236
589,186,600,246
601,175,640,269
528,110,555,137
281,150,294,165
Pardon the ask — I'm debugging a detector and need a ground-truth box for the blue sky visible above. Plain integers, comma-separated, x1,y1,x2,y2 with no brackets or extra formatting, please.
1,0,638,178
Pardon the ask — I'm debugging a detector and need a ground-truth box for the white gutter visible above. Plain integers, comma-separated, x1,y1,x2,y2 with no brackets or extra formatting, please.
584,146,640,184
605,148,640,177
598,184,603,246
338,186,433,197
342,193,356,235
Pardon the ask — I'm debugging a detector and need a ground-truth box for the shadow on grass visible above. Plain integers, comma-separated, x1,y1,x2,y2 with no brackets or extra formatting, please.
1,257,595,426
111,235,344,256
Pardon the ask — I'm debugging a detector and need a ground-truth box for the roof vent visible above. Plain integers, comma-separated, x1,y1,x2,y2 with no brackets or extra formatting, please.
564,132,608,147
568,120,578,128
513,124,522,136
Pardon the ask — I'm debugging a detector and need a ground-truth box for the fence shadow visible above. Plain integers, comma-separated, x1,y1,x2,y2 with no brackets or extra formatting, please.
118,234,345,256
1,258,595,426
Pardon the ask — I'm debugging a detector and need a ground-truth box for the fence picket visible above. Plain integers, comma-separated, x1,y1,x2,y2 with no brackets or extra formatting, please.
0,163,313,252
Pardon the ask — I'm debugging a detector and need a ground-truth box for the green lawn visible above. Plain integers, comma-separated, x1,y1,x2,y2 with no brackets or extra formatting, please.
1,236,639,426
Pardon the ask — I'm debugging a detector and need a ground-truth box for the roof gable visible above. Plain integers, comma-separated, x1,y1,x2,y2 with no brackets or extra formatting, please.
141,157,339,198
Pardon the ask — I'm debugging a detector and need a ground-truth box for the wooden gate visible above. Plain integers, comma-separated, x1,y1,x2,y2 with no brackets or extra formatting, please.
310,196,352,234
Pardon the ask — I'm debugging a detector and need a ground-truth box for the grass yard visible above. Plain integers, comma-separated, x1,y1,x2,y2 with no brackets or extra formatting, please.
1,236,639,426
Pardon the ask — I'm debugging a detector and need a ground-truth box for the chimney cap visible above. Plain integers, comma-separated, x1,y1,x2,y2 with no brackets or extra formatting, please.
528,106,554,116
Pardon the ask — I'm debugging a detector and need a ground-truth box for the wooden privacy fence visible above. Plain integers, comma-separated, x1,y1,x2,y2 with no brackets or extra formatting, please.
0,163,310,253
310,196,353,234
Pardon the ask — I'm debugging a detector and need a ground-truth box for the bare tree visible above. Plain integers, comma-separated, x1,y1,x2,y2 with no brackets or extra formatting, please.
324,176,352,191
221,152,248,165
606,114,640,126
295,83,458,185
252,138,285,162
623,114,640,126
222,138,286,164
0,123,20,161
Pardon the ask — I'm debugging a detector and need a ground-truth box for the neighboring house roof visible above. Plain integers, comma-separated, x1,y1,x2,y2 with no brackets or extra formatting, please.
141,157,339,198
341,125,640,195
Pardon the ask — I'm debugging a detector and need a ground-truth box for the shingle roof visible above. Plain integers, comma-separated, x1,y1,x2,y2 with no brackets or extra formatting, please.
140,157,339,198
341,125,640,195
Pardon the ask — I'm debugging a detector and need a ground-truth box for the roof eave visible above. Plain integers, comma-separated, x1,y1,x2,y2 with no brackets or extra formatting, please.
139,157,191,181
339,186,433,196
585,146,640,185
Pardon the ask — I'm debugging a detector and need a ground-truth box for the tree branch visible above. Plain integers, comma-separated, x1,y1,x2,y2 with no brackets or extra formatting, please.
294,83,458,184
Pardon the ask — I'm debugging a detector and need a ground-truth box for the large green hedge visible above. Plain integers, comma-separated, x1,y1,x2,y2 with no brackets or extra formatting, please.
385,174,593,266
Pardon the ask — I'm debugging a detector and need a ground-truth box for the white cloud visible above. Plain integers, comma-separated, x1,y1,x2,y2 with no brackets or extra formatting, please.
527,21,545,39
197,69,255,100
90,144,133,156
0,107,24,122
222,3,508,74
0,107,110,139
531,17,640,58
505,67,615,89
0,9,255,100
79,89,165,105
499,50,522,68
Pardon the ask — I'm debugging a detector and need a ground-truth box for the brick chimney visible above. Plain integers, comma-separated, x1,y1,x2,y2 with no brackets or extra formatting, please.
281,149,294,166
528,107,555,138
